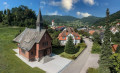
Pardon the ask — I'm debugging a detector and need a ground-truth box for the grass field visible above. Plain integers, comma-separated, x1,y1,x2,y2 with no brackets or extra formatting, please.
0,27,45,73
87,68,99,73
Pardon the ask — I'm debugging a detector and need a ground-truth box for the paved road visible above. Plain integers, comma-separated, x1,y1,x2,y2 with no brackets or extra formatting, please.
61,38,95,73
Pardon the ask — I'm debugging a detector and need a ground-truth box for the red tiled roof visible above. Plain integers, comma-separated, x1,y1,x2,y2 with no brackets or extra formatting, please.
89,30,95,35
58,27,81,40
112,44,118,53
56,26,65,29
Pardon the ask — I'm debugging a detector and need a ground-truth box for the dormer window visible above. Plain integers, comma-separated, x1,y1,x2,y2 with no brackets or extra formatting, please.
63,37,65,39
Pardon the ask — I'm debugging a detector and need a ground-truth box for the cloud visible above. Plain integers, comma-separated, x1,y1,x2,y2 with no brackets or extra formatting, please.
83,0,95,5
48,11,62,16
40,1,46,5
49,0,79,11
30,3,32,5
103,3,109,6
40,6,44,9
3,2,7,5
76,11,91,17
49,1,61,6
3,2,9,9
77,12,81,16
61,0,73,11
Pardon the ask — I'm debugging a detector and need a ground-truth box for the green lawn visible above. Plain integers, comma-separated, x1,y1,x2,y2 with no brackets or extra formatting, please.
0,27,45,73
87,68,99,73
52,43,86,60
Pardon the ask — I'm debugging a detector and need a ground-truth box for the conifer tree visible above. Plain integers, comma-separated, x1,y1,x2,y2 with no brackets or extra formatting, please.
64,36,77,54
116,45,120,53
99,8,112,73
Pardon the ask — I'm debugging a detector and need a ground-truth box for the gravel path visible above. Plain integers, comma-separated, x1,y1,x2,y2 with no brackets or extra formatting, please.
61,38,100,73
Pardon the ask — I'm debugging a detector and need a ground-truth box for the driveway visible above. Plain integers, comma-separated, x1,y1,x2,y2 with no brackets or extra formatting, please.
13,49,72,73
61,38,100,73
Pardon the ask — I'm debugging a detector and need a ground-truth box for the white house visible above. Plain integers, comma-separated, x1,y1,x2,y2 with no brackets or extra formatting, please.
58,27,81,46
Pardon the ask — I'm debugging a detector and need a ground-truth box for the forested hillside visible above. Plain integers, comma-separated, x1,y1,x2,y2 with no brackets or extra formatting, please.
94,10,120,26
43,15,79,23
80,16,101,25
43,15,101,26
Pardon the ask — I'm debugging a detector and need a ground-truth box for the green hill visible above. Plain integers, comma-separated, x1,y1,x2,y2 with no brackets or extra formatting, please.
80,16,102,25
43,15,101,26
94,10,120,26
43,15,79,23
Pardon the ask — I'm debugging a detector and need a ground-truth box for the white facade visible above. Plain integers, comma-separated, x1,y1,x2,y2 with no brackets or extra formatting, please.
52,20,54,26
60,34,80,46
111,27,119,34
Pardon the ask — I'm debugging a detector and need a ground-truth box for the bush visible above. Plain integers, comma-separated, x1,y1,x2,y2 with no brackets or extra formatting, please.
75,43,81,49
78,43,87,48
78,30,90,37
91,43,101,54
70,55,76,59
52,38,60,47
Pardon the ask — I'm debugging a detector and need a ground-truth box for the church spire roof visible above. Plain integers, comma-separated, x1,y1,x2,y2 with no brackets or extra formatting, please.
36,9,43,31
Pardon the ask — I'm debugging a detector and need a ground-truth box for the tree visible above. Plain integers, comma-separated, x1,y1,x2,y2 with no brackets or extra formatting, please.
64,36,77,54
111,32,120,43
93,32,100,44
110,53,120,73
116,45,120,53
74,27,78,32
52,38,60,47
7,9,11,25
47,28,54,33
52,31,61,39
0,11,3,22
4,9,6,15
99,8,112,73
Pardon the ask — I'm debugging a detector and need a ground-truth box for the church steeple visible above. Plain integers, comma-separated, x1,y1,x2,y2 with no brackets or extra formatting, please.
36,9,43,31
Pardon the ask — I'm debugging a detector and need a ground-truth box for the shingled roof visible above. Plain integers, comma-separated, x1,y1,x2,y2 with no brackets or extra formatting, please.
13,9,49,51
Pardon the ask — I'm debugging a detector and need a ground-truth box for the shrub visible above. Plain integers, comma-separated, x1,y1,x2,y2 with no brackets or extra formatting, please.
75,43,81,49
91,43,101,54
70,55,76,59
52,38,60,47
78,43,87,48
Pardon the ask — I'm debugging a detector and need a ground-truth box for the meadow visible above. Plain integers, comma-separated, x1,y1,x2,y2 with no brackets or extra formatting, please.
0,27,45,73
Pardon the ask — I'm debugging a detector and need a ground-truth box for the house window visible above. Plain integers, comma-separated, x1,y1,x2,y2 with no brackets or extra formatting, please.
42,42,44,46
63,37,65,39
46,41,48,46
42,41,48,46
21,49,25,54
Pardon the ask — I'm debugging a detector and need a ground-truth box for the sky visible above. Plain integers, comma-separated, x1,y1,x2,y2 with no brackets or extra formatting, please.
0,0,120,18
